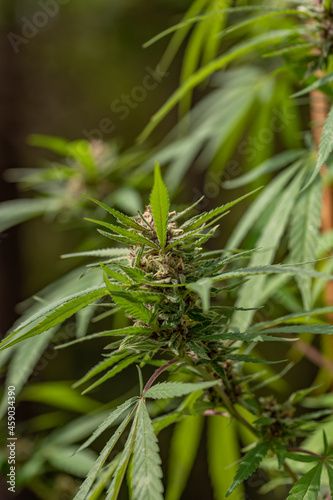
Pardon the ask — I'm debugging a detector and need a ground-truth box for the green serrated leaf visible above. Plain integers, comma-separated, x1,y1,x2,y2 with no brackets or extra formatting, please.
188,341,210,360
106,406,140,500
82,354,142,394
73,353,130,388
84,195,144,231
326,463,333,497
286,462,322,500
226,442,270,497
0,287,109,350
183,189,260,232
104,278,153,324
304,104,333,189
150,163,170,250
144,380,219,399
291,72,333,98
76,398,138,454
289,175,322,309
87,219,158,249
131,400,164,500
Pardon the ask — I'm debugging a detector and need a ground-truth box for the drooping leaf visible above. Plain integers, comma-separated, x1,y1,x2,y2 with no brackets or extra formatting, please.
304,104,333,188
104,278,153,324
183,188,260,232
138,30,296,142
231,171,304,331
20,382,99,413
326,463,333,497
86,219,158,249
0,198,56,233
76,398,138,453
84,195,144,231
144,380,219,399
226,162,300,249
81,354,142,394
73,352,130,388
289,175,322,309
208,417,244,500
286,462,322,500
291,72,333,98
188,340,210,360
150,163,170,250
106,407,140,500
223,150,304,189
131,400,164,500
0,287,109,350
0,327,57,419
73,404,137,500
226,441,270,497
62,248,129,260
165,416,204,500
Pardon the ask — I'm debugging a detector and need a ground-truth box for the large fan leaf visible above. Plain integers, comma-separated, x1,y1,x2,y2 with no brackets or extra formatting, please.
138,30,296,142
286,462,322,500
231,171,304,331
131,400,164,500
76,398,138,453
144,380,219,399
0,286,109,350
289,176,322,309
73,405,137,500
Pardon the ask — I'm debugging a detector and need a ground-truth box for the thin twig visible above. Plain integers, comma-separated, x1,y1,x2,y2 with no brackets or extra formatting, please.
142,359,179,395
287,447,324,459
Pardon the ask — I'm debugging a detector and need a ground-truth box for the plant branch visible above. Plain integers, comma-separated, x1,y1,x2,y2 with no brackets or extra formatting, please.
142,359,179,395
287,447,324,459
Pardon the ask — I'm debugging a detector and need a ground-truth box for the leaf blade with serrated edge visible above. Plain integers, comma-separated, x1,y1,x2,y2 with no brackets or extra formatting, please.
286,462,322,500
73,403,138,500
131,400,164,500
106,406,140,500
86,219,158,249
226,442,270,497
326,463,333,497
150,163,170,250
289,175,322,309
104,277,153,324
0,287,109,350
82,354,142,394
144,380,219,399
76,398,138,454
84,195,144,231
304,104,333,189
183,188,260,232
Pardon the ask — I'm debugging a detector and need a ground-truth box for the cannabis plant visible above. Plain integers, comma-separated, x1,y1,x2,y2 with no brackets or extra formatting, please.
3,165,333,499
